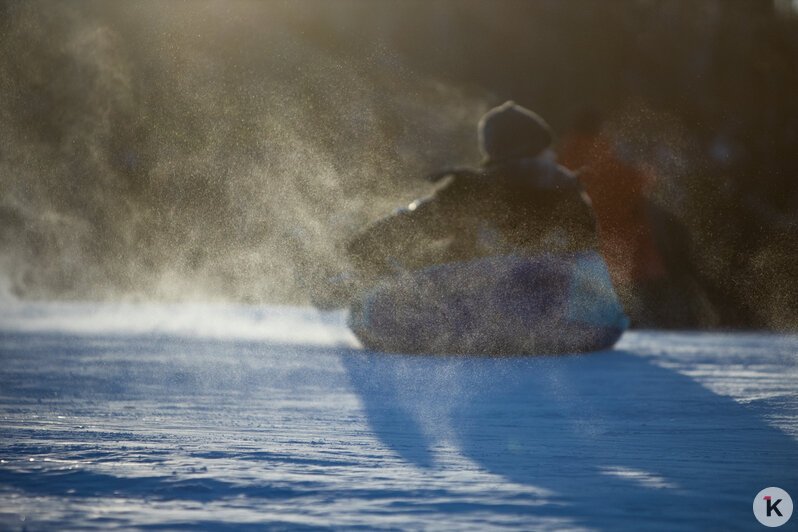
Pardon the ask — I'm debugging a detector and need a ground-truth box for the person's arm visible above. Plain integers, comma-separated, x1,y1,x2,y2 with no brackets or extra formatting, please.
346,196,447,278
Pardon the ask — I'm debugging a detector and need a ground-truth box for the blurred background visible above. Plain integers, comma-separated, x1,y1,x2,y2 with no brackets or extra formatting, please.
1,0,796,329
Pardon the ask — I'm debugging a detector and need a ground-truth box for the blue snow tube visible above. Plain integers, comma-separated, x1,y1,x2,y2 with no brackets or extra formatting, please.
348,250,629,355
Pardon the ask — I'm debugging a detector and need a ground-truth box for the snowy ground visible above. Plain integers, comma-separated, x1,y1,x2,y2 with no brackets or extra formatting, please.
0,303,796,531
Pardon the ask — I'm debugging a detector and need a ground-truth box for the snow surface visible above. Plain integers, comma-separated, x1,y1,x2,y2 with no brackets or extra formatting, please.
1,302,797,531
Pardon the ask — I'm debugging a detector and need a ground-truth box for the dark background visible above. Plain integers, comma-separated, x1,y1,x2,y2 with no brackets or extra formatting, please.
1,1,796,329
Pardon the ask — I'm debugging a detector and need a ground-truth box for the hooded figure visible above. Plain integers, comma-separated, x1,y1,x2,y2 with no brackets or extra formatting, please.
340,102,626,354
478,100,553,164
347,101,599,281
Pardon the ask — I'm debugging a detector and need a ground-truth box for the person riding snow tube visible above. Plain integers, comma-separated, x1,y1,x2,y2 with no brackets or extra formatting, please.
343,101,628,354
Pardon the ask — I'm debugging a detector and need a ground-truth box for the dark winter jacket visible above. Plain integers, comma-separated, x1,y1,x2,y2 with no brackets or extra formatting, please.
347,158,598,279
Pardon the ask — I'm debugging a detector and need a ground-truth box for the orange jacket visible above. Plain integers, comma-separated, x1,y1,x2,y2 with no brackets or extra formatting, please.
559,133,665,283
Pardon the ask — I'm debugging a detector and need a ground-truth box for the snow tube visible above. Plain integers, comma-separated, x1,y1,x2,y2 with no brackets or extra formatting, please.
348,250,628,355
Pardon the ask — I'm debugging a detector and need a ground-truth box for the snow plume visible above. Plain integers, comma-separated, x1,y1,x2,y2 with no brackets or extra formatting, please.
0,301,359,347
0,1,485,304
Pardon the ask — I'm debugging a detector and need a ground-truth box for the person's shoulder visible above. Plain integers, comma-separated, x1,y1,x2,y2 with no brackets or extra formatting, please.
489,157,581,191
429,169,489,200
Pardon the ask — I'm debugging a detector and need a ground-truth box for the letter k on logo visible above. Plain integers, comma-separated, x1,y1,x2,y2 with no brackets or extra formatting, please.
754,487,793,527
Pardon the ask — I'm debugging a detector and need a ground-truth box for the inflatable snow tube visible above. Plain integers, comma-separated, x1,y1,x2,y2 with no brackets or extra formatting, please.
348,251,629,355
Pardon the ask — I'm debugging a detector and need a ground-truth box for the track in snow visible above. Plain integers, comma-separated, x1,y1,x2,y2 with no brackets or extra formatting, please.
1,303,797,531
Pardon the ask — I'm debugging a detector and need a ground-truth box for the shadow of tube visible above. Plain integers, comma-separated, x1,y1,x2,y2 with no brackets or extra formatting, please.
342,348,798,530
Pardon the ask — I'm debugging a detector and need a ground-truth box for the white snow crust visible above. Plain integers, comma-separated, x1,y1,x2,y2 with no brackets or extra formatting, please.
1,302,796,531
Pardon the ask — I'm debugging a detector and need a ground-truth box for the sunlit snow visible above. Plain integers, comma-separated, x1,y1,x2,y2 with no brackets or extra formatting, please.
1,303,796,530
